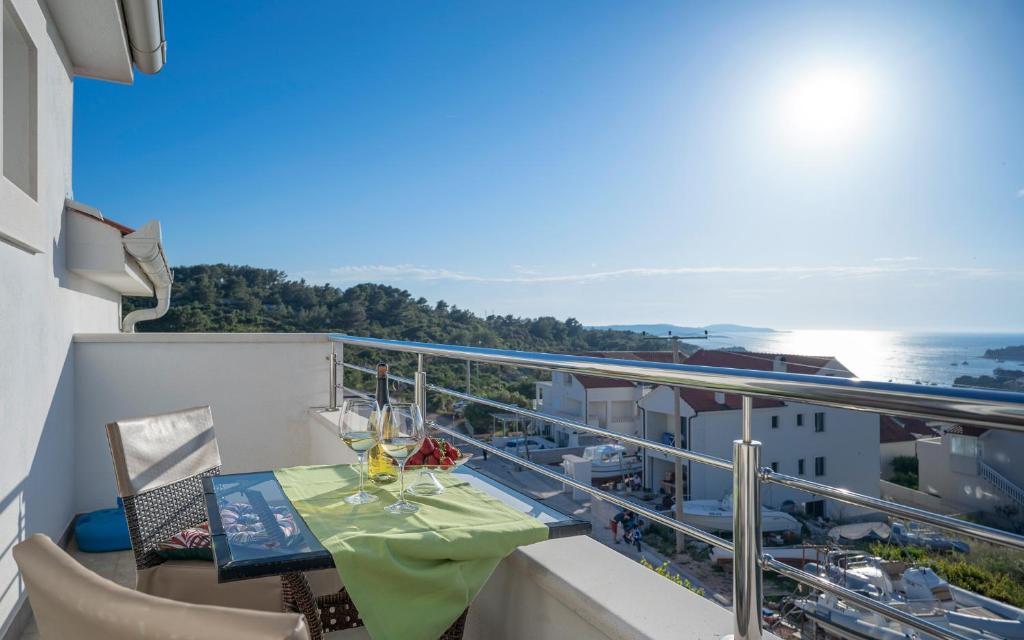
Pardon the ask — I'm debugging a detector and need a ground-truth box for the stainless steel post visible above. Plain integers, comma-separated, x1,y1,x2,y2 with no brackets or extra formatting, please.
673,337,685,552
337,342,344,402
328,343,338,411
416,354,427,417
729,395,763,640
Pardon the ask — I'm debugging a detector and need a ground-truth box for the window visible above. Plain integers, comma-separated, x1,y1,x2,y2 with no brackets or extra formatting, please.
798,458,805,475
814,412,825,432
814,456,826,477
3,1,37,199
950,435,979,458
770,461,779,472
771,415,779,429
806,500,825,518
796,413,804,427
562,372,573,386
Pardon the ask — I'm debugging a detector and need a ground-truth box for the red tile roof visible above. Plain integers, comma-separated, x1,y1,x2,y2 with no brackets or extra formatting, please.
683,349,845,375
572,351,678,389
947,424,988,437
574,374,635,389
880,416,917,443
679,389,785,412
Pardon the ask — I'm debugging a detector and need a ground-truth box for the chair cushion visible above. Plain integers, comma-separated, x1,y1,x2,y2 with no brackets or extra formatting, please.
137,560,284,611
14,534,310,640
74,507,132,553
137,561,345,613
155,522,213,561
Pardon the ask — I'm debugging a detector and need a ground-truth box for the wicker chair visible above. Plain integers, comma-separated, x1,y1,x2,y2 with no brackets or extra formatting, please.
14,533,311,640
105,405,466,640
105,405,285,611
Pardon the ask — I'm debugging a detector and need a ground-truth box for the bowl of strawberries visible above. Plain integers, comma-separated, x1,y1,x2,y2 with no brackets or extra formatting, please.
405,437,470,471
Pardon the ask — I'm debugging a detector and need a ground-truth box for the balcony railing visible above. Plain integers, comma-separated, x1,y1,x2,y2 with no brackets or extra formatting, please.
326,334,1024,640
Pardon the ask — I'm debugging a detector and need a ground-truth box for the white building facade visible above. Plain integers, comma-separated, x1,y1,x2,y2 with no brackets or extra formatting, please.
537,371,640,446
639,387,880,519
0,1,166,633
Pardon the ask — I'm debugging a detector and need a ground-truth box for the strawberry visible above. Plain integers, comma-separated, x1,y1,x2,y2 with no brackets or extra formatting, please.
439,456,455,468
420,438,436,456
408,452,425,466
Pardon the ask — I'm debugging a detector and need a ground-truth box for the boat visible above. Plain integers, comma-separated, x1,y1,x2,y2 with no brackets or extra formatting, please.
791,551,1024,639
495,435,557,453
576,444,642,480
891,522,969,553
712,545,823,566
670,494,802,534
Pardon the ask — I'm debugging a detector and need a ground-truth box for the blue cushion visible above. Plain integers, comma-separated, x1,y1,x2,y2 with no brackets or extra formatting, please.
75,505,132,553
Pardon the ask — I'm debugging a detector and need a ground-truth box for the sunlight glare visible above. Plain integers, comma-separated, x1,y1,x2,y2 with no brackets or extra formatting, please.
778,66,874,148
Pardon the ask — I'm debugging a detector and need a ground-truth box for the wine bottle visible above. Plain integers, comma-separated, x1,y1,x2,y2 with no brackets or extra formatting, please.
368,362,398,484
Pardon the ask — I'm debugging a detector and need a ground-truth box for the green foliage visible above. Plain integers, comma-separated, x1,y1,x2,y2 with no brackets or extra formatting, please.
639,558,705,596
891,456,918,475
889,472,919,489
889,456,919,489
125,264,680,416
643,523,678,557
869,542,1024,608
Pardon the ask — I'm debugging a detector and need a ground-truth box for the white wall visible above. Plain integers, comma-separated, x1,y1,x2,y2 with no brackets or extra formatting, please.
641,385,880,519
72,334,334,513
465,536,768,640
917,436,1008,513
692,404,879,519
0,1,123,632
539,373,641,445
980,430,1024,488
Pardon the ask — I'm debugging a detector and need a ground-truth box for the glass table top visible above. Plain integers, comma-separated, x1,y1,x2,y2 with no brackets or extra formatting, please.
203,467,590,582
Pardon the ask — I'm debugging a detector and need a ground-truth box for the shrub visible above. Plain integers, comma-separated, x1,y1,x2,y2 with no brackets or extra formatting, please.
891,456,918,475
869,542,1024,608
890,471,919,489
639,557,705,596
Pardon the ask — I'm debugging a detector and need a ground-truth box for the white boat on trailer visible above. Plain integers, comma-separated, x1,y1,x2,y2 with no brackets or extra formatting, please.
791,551,1024,639
575,444,643,480
681,495,802,535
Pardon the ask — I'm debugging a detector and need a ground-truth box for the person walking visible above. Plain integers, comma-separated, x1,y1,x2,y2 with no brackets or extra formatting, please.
610,509,631,544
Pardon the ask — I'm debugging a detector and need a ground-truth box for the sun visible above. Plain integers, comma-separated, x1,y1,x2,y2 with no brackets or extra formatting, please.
778,66,874,148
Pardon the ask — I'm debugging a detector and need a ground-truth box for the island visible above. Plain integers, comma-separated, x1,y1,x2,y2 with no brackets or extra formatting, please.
982,345,1024,361
954,368,1024,391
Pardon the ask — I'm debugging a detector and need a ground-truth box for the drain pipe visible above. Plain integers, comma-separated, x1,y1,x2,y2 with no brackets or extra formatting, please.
122,0,166,74
121,220,173,332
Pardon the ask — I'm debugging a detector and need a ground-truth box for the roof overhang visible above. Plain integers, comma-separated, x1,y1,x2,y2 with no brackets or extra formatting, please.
45,0,134,83
45,0,167,83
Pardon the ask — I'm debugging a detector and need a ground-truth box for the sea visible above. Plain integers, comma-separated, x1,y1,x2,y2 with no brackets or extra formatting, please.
677,330,1024,387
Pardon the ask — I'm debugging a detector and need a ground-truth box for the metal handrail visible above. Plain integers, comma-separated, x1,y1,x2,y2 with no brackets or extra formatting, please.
327,333,1024,640
341,361,733,471
328,334,1024,431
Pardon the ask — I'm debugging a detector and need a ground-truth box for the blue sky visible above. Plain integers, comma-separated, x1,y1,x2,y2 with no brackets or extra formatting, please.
72,1,1024,330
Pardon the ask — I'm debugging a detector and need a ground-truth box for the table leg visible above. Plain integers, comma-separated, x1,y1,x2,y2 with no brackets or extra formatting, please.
282,572,324,640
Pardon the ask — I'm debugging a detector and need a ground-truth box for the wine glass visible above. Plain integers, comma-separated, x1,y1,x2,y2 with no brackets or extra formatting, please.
338,398,381,505
378,402,426,514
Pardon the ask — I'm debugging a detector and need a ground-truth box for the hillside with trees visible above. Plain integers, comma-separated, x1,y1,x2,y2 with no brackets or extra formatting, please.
124,264,680,420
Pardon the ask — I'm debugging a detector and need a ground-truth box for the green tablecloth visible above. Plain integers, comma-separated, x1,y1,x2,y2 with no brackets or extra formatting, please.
273,464,548,640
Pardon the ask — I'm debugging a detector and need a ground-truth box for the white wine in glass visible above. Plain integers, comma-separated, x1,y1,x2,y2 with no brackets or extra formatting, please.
378,403,425,515
338,399,381,505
